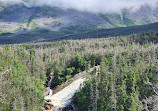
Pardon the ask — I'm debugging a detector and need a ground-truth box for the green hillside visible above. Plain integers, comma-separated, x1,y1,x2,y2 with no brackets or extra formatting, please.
0,22,158,44
0,32,158,110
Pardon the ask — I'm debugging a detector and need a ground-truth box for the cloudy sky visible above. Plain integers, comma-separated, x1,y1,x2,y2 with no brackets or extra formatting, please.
1,0,157,13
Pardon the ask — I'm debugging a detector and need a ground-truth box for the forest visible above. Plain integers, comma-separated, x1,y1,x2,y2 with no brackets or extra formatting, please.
0,32,158,111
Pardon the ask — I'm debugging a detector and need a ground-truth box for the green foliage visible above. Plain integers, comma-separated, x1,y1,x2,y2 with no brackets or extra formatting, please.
4,45,10,51
71,53,86,73
49,53,103,88
0,66,3,72
58,47,65,53
0,46,45,111
110,42,116,48
43,53,49,62
73,82,91,111
1,32,158,111
127,94,137,111
73,43,158,111
100,14,124,28
31,21,39,29
65,67,75,76
123,17,135,26
65,75,72,80
51,66,65,87
147,66,158,83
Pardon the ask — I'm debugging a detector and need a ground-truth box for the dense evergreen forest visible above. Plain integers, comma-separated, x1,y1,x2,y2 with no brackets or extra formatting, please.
0,32,158,111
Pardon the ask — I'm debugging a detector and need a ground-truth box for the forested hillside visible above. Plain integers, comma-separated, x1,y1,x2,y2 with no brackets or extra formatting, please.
0,32,158,110
73,39,158,111
1,22,158,44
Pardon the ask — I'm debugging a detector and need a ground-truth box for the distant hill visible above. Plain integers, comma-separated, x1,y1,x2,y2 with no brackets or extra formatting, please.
64,22,158,40
0,22,158,44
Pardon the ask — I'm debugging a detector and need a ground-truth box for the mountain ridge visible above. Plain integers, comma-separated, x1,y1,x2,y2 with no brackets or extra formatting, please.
0,3,158,44
0,22,158,44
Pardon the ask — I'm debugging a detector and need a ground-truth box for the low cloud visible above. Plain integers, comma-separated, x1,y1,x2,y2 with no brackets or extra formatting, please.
1,0,158,13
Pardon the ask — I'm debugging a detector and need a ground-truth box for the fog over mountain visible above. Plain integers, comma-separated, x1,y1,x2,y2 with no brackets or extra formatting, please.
1,0,158,13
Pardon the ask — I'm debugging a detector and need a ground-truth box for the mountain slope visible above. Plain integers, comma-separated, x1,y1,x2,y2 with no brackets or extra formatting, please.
0,3,158,34
65,22,158,40
0,22,158,44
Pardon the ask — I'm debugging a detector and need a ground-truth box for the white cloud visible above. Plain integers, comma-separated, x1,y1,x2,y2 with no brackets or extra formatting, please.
1,0,158,13
1,0,22,3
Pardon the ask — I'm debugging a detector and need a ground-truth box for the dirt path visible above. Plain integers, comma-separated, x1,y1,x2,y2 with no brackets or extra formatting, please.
45,77,85,108
44,66,100,110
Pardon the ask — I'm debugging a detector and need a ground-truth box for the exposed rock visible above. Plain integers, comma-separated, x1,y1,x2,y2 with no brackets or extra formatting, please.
45,99,52,103
45,105,51,110
44,103,54,110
